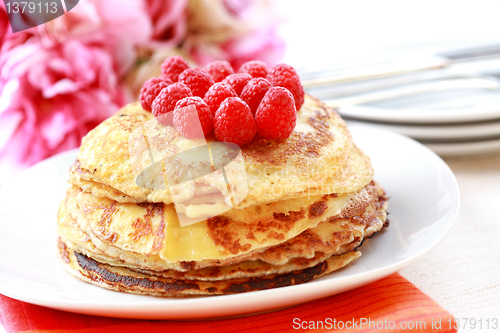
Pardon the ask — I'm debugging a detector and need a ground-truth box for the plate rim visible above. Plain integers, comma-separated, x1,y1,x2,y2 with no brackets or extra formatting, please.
339,104,500,124
424,136,500,156
346,118,500,141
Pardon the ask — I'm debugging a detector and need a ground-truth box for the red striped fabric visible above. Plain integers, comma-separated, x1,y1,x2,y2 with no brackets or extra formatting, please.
0,273,456,333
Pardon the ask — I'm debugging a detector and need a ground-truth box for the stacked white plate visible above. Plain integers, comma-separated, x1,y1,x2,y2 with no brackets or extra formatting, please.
299,46,500,157
336,86,500,157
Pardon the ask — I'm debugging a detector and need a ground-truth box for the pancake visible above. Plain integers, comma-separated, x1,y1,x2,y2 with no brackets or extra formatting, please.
69,95,373,210
58,181,387,272
57,183,386,284
58,242,362,297
57,91,389,297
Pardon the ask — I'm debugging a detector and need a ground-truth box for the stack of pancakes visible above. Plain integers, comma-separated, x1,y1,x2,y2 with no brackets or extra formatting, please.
57,95,389,296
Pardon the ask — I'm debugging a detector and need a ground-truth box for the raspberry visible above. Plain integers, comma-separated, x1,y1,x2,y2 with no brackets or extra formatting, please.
204,60,234,83
240,78,272,115
161,56,189,82
267,63,305,111
173,97,213,139
139,77,172,112
203,82,238,117
255,87,297,140
214,97,257,146
152,83,193,125
221,73,252,95
238,60,268,78
178,68,215,98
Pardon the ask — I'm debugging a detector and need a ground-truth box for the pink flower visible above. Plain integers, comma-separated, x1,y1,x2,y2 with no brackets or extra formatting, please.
0,4,9,46
184,0,285,69
0,40,127,178
0,0,151,183
144,0,188,48
38,0,151,75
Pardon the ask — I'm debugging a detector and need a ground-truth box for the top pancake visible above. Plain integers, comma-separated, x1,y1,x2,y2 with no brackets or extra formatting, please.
69,95,373,208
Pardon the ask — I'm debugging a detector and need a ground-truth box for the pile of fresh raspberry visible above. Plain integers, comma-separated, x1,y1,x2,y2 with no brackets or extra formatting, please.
140,56,305,145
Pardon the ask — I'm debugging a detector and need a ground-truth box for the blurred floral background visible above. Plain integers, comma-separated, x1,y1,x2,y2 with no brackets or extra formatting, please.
0,0,284,183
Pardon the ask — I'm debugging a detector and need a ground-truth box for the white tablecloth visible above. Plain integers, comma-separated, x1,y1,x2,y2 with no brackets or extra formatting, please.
399,153,500,332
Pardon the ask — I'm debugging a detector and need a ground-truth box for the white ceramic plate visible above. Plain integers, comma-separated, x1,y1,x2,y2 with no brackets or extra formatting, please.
424,137,500,157
346,119,500,141
336,84,500,124
0,125,460,320
338,103,500,124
